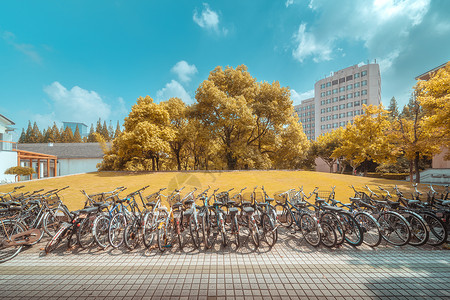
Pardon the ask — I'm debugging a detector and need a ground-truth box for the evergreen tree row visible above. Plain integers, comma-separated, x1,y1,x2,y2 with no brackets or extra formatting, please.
19,119,122,144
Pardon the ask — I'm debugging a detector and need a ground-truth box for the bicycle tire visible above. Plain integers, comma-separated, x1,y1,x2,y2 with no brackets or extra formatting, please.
261,213,277,247
92,214,110,249
422,212,447,246
231,214,240,249
320,222,337,248
321,212,345,245
404,211,428,246
124,220,140,250
43,208,70,237
339,212,363,246
249,215,260,248
300,213,321,247
157,222,173,252
189,216,201,249
0,220,25,263
108,213,127,248
355,212,381,247
142,212,156,249
45,222,70,254
377,211,411,246
201,213,212,249
77,216,95,249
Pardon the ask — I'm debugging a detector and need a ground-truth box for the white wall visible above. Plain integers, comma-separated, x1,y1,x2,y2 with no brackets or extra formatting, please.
0,151,18,183
58,158,102,176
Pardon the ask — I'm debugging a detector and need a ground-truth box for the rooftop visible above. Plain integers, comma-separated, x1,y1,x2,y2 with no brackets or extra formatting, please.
17,143,106,159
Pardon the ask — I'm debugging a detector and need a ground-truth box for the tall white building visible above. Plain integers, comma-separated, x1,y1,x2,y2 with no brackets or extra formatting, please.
314,63,381,139
294,63,381,141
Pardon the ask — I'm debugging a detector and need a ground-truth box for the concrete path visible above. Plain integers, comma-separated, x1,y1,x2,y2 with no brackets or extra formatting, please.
1,229,449,299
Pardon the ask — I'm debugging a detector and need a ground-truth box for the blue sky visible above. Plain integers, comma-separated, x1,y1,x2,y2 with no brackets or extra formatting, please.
1,0,449,140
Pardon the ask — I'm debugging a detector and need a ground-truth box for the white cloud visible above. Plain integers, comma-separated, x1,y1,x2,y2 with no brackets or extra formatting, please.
1,30,42,64
291,89,314,105
292,0,431,69
285,0,294,8
292,23,332,63
43,81,111,126
171,61,198,83
193,3,227,35
156,80,194,104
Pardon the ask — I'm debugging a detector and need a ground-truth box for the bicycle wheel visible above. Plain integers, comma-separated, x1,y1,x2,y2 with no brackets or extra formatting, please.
201,213,213,249
92,214,110,249
300,214,321,247
0,220,25,263
45,222,71,254
261,213,277,247
157,222,173,252
249,215,260,248
77,216,95,249
231,214,240,249
283,207,294,228
320,222,337,248
321,212,345,245
142,212,156,249
423,212,447,246
339,213,363,246
189,215,201,249
43,208,70,237
108,213,127,248
124,219,140,250
355,212,381,247
404,212,428,246
377,211,411,246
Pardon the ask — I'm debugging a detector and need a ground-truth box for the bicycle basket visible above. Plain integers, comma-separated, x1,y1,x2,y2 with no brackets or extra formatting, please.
45,194,60,208
315,190,335,202
216,191,229,203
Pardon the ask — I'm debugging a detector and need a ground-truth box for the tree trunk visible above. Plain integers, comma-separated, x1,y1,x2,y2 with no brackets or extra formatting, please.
409,160,414,183
414,152,420,184
176,152,181,171
152,157,156,171
226,151,237,170
329,163,333,173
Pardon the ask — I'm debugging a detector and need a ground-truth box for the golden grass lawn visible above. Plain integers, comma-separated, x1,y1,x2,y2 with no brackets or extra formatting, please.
0,170,432,210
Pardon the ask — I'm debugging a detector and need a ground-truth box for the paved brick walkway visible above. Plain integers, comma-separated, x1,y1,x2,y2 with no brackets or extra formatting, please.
1,229,450,299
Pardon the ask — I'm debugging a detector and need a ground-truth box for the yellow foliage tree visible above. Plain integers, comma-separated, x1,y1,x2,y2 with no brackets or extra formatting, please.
99,96,175,171
313,127,344,173
415,61,450,159
332,105,397,175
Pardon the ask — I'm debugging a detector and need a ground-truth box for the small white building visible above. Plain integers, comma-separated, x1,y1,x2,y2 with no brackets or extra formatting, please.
0,114,17,183
17,143,104,176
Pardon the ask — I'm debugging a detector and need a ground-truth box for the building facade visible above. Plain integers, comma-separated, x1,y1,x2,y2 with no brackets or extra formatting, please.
63,122,88,138
0,114,17,183
314,63,381,139
294,98,315,141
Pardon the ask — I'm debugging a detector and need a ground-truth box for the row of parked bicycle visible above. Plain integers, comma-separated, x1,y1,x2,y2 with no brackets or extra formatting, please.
1,183,449,263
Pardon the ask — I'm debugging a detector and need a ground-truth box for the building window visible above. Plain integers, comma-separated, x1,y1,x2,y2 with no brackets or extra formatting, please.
333,114,338,119
354,91,360,97
326,90,331,96
326,115,331,121
332,80,338,85
326,99,331,104
347,93,353,99
347,111,353,117
321,100,325,105
333,97,338,102
347,84,353,90
332,88,338,94
362,99,368,105
339,95,345,101
354,110,360,115
339,87,345,92
354,100,360,106
321,92,325,97
332,105,338,111
361,70,367,76
321,125,325,130
354,72,360,79
361,80,367,86
321,84,325,89
321,108,325,113
326,107,332,112
347,102,353,108
321,117,325,122
327,124,331,129
339,104,345,110
354,82,360,88
339,77,345,83
326,82,331,87
340,121,346,126
339,113,345,118
361,90,367,95
346,75,353,81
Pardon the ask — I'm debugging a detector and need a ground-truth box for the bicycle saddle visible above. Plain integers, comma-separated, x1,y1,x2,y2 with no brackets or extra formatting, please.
243,207,254,214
